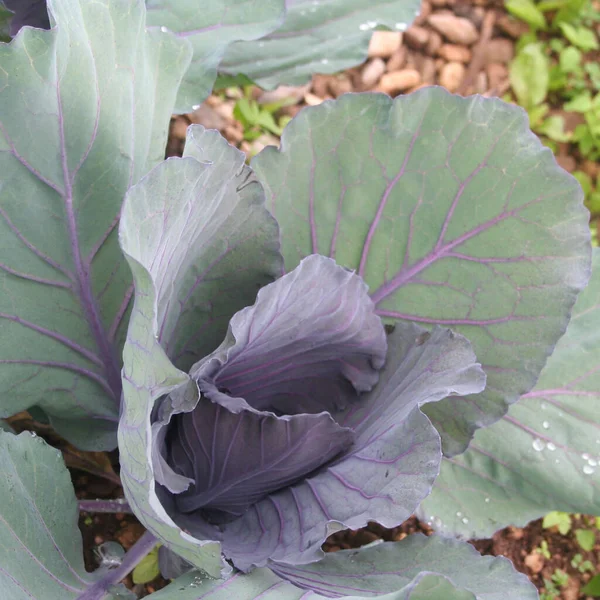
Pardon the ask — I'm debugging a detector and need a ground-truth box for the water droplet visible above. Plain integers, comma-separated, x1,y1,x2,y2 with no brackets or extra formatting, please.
555,459,560,464
395,22,407,30
583,465,595,475
462,517,469,524
596,439,600,445
359,23,370,31
29,431,37,438
258,42,265,48
192,104,200,111
456,511,462,517
541,402,547,410
582,453,590,460
547,442,556,451
589,458,598,467
484,497,491,503
160,26,168,33
542,421,550,429
532,438,545,452
321,58,329,65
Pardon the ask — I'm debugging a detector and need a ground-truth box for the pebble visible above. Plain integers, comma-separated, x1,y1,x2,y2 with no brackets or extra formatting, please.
329,75,353,97
379,69,422,94
582,159,600,179
414,0,432,26
486,62,509,91
439,61,465,92
428,13,479,45
497,14,530,38
368,31,403,58
420,57,437,84
386,46,408,72
404,25,430,49
524,552,545,574
438,44,472,63
425,31,443,56
304,92,326,106
483,39,514,64
557,154,576,172
361,58,386,88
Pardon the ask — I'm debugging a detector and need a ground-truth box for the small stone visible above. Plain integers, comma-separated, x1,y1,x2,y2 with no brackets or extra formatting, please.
311,74,329,97
428,13,479,45
379,69,422,94
414,0,432,26
425,31,443,56
361,58,386,88
438,44,472,63
421,57,437,84
386,46,408,72
524,552,544,574
171,117,189,140
213,101,234,121
188,103,226,130
304,92,326,106
486,62,508,91
483,38,514,65
258,84,310,105
474,71,488,94
497,14,530,39
329,75,353,97
430,0,454,6
439,61,465,92
368,31,403,58
404,25,430,49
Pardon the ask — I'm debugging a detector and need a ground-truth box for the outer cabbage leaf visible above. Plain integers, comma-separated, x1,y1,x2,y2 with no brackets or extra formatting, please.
220,0,420,90
149,535,536,599
252,88,591,456
418,248,600,538
0,431,130,599
145,1,285,113
118,126,281,576
0,0,192,449
217,324,485,570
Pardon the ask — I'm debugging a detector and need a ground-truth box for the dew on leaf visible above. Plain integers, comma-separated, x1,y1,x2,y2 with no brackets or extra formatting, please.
456,511,462,517
532,438,545,452
547,442,556,451
582,453,591,460
583,465,595,475
589,458,598,467
484,497,491,503
461,517,469,524
542,421,550,429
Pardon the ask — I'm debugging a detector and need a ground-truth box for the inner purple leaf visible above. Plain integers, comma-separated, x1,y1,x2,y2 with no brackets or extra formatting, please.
166,383,354,521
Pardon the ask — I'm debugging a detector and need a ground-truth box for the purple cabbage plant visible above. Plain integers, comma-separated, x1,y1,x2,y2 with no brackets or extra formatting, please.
0,0,597,599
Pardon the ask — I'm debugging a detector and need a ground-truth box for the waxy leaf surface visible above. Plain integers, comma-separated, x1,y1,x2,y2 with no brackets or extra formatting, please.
118,126,281,576
0,431,129,599
150,535,537,599
419,248,600,538
252,88,591,455
0,0,191,449
145,0,285,112
220,0,420,89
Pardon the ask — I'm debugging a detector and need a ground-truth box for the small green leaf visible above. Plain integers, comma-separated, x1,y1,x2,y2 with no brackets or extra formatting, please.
132,546,160,585
559,45,582,72
510,43,550,108
573,170,593,196
559,23,599,50
586,63,600,89
543,511,572,535
506,0,547,28
565,92,593,112
582,574,600,596
536,115,571,141
575,528,595,551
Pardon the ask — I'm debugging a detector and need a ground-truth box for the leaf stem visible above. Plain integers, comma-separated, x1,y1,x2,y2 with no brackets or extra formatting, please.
78,499,132,514
77,530,158,600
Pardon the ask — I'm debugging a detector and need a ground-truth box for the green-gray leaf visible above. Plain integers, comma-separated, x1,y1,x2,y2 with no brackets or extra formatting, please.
149,535,537,599
419,248,600,538
220,0,420,90
0,0,192,449
145,0,285,112
0,430,129,599
118,126,281,577
252,88,591,456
